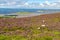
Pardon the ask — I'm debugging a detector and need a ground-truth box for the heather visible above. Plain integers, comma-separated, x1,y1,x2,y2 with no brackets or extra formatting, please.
0,13,60,40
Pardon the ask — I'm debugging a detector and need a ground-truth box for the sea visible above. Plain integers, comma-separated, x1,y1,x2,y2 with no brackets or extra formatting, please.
0,8,60,14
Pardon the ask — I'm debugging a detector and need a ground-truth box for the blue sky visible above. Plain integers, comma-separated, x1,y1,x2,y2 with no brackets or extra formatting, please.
0,0,60,9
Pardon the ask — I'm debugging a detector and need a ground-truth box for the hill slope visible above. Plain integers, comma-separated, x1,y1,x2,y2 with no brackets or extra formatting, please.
0,13,60,40
1,13,60,30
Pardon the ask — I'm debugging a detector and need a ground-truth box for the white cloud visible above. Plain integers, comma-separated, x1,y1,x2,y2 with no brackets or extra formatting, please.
17,5,21,7
51,3,57,6
39,1,60,8
21,1,60,8
7,2,16,5
24,2,29,6
40,3,44,7
45,1,51,6
0,1,17,6
0,0,60,8
0,4,5,6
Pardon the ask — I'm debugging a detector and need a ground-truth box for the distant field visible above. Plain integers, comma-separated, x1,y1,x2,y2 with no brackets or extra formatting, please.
0,13,60,40
0,12,40,18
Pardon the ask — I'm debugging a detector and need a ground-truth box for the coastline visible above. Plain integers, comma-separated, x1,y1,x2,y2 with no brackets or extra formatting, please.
0,12,60,18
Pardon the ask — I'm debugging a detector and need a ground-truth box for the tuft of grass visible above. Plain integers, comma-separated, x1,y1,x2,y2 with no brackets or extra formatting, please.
32,36,53,40
53,31,60,35
17,12,31,15
0,35,28,40
53,18,60,22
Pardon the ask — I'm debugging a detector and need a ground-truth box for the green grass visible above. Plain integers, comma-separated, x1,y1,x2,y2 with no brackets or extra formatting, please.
0,35,53,40
1,25,60,40
0,34,55,40
0,35,27,40
53,31,60,35
53,18,60,22
17,12,32,15
35,36,53,40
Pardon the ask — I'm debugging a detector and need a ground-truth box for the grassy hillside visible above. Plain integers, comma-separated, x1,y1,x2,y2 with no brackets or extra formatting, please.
0,13,60,40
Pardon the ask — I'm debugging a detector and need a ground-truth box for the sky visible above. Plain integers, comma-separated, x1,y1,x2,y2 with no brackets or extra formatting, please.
0,0,60,9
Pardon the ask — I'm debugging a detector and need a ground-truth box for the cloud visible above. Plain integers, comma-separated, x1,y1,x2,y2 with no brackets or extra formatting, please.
0,0,60,9
0,4,5,6
50,3,57,6
40,3,44,7
39,1,60,8
24,3,29,6
45,1,50,5
7,2,16,5
0,1,17,6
